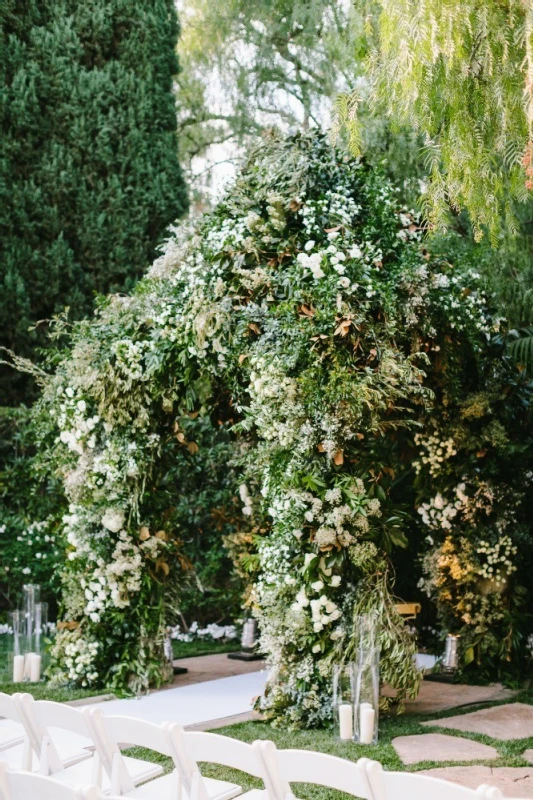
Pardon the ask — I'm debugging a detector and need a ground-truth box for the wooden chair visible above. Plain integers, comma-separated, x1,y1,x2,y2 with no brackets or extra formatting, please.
0,694,25,754
180,730,277,800
364,760,505,800
0,693,36,772
257,740,375,800
18,696,162,792
0,760,101,800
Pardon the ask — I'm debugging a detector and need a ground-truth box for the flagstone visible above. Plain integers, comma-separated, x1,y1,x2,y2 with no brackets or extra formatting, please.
423,703,533,741
382,680,516,715
420,766,533,798
392,733,498,765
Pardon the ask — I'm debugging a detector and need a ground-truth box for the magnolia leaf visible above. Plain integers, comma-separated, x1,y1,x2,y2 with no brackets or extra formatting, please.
187,441,199,454
317,442,326,452
333,449,344,465
248,323,260,334
139,526,150,541
299,304,315,317
155,530,167,541
238,353,249,364
334,319,352,337
176,432,186,443
156,558,170,576
464,646,475,665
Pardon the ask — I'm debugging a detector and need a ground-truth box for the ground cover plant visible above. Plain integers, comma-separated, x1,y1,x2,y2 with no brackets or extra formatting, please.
31,131,533,724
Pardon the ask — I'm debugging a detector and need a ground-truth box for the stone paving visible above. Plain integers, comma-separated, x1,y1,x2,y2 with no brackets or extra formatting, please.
392,732,498,765
420,766,533,798
423,702,533,740
383,680,516,715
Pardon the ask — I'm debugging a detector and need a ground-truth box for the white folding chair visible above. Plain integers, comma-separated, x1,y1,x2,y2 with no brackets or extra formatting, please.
17,695,97,775
257,740,375,800
19,699,163,793
364,761,504,800
180,730,277,800
0,760,102,800
86,710,183,798
0,694,25,754
0,693,36,772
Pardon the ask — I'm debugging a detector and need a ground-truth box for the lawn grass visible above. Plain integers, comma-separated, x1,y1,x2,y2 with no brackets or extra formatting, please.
171,639,238,659
0,681,105,703
126,688,533,800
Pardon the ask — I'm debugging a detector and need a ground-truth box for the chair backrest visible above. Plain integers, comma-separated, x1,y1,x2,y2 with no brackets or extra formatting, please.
0,694,23,726
258,741,374,800
183,731,266,779
25,698,94,740
0,760,100,800
366,763,504,800
87,709,179,795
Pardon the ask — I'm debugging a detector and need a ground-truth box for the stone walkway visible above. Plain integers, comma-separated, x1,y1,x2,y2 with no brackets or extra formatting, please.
384,679,516,715
393,699,533,798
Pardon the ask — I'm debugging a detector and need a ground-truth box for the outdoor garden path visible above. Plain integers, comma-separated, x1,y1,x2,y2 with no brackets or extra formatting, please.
170,652,266,688
393,700,533,797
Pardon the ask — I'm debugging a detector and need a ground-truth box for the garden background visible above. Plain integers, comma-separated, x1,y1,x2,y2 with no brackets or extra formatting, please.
1,0,533,717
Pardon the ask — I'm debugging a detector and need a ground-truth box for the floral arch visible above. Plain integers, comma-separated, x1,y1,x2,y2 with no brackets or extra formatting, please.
39,132,533,725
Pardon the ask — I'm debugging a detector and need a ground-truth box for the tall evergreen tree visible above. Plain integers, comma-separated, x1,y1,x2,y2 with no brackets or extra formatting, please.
0,0,188,403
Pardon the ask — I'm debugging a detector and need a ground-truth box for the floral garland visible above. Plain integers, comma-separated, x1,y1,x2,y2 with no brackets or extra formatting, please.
37,132,532,717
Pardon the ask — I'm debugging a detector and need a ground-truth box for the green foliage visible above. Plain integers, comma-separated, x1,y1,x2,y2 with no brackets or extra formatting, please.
340,0,533,242
0,406,65,612
33,131,532,723
0,0,188,403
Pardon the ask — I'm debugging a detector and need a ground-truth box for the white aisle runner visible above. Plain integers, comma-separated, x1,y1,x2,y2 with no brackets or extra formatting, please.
91,670,268,727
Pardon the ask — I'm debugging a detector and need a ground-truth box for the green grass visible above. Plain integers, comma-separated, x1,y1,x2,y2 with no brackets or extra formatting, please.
171,639,239,659
0,681,104,702
125,688,533,800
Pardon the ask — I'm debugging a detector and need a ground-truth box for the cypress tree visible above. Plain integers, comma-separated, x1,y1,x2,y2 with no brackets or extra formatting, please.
0,0,188,403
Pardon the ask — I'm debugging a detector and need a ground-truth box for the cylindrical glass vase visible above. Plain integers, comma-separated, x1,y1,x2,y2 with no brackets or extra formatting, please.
353,646,380,745
333,663,355,741
34,602,48,655
8,610,26,683
23,583,41,652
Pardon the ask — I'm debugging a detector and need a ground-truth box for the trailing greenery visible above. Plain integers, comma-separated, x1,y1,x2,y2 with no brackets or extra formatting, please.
31,131,532,725
0,0,188,403
338,0,533,242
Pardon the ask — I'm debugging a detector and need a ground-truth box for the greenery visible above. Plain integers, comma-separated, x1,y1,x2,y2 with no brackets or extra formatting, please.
0,682,105,703
0,0,188,403
0,406,65,612
28,130,532,725
171,639,238,660
339,0,533,243
126,692,533,800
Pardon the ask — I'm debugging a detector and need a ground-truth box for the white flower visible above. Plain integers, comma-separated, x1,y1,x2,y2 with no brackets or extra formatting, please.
311,580,324,592
312,643,321,653
304,553,317,568
77,400,86,413
349,245,362,259
101,509,125,533
330,575,341,588
338,277,350,289
304,240,315,251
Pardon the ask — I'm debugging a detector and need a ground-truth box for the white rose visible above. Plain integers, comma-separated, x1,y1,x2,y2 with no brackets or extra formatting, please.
330,575,341,587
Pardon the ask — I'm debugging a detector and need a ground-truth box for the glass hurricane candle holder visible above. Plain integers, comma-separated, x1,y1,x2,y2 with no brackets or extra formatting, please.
353,646,380,745
8,610,26,683
333,663,355,741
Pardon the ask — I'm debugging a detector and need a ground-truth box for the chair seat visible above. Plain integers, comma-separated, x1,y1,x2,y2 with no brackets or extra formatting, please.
0,743,29,771
0,722,25,752
125,772,242,800
53,752,164,792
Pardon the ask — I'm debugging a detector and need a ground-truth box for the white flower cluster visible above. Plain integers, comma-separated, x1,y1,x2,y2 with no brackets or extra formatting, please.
55,387,101,455
247,356,303,447
414,432,457,476
169,622,238,642
476,535,518,584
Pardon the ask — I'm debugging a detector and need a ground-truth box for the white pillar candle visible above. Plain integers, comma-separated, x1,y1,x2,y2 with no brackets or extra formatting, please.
23,652,34,680
13,655,24,683
29,653,42,683
359,704,375,744
338,703,354,740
